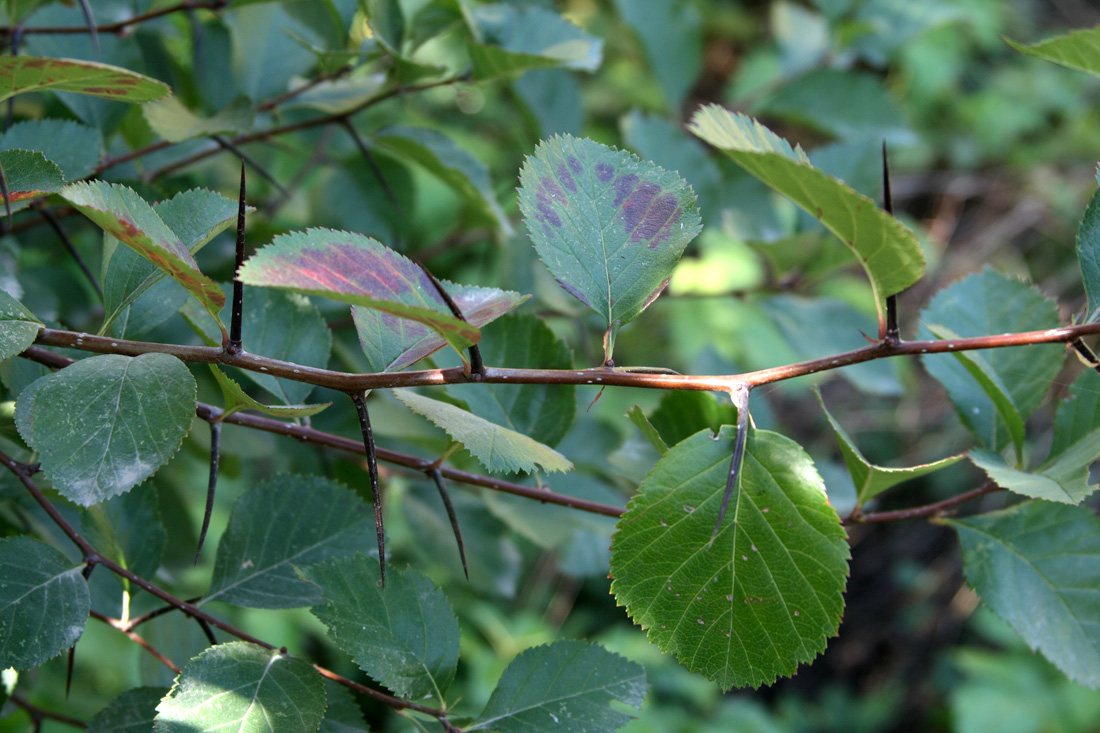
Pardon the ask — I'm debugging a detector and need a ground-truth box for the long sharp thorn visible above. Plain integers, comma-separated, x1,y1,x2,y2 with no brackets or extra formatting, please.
196,421,221,564
195,617,217,646
882,141,900,344
76,0,99,55
711,387,751,542
340,118,402,215
429,468,468,580
417,262,484,378
228,163,246,353
353,391,386,588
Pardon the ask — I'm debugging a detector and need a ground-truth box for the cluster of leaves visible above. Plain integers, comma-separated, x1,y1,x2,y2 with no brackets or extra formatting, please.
1,1,1100,731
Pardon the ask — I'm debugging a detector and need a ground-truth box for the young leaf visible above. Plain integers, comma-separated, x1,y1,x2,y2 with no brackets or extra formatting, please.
87,686,169,733
467,4,603,81
305,554,459,702
0,118,103,181
1076,172,1100,323
0,288,42,360
0,56,170,104
447,313,576,447
143,95,254,143
394,390,573,474
517,134,701,354
817,392,963,506
155,642,326,732
687,106,924,321
15,354,196,506
0,149,65,211
238,228,482,361
918,269,1062,452
610,427,850,689
204,475,380,609
627,404,669,456
0,536,89,670
210,366,331,419
467,641,646,732
1005,27,1100,79
948,501,1100,688
62,182,227,332
353,282,528,373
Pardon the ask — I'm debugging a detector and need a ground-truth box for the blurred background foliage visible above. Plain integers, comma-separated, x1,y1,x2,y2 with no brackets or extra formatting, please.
3,0,1100,730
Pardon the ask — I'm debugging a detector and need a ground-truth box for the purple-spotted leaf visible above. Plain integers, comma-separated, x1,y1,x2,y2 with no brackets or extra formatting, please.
518,135,701,358
60,182,226,337
352,283,528,373
238,229,484,362
0,56,170,104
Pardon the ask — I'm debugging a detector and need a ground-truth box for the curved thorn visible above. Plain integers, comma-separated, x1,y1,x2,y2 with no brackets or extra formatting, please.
196,421,221,564
428,468,468,580
712,386,751,542
75,0,99,55
352,391,386,588
228,163,246,353
417,262,484,378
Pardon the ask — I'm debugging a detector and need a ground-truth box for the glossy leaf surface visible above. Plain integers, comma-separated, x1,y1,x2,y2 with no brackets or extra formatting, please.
611,427,849,689
949,501,1100,688
517,134,701,346
305,554,459,701
0,56,170,103
0,289,41,360
155,642,326,732
395,390,573,474
205,475,378,609
15,354,195,506
0,536,89,670
467,641,646,732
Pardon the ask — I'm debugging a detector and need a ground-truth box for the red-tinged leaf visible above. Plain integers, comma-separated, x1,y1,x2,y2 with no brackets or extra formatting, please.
60,182,226,333
0,56,170,104
0,150,63,212
238,229,485,360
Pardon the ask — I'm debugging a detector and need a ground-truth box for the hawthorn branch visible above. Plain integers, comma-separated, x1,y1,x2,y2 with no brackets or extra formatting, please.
352,391,387,587
846,483,1004,524
90,610,181,673
8,695,85,729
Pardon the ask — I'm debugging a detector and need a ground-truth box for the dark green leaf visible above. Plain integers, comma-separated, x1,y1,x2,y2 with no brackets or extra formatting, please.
305,554,459,701
211,366,331,419
0,56,170,103
648,391,737,448
0,149,65,212
319,679,368,733
612,0,701,111
81,488,167,583
0,118,103,181
1005,27,1100,79
87,687,170,733
15,353,196,506
467,4,603,80
143,95,254,143
364,0,404,53
688,107,924,320
610,427,849,689
447,314,575,446
0,288,42,360
627,404,668,456
238,228,481,362
948,501,1100,688
1076,174,1100,323
0,536,89,670
353,282,527,373
395,390,573,474
517,134,701,353
467,641,646,732
155,642,326,732
204,474,379,609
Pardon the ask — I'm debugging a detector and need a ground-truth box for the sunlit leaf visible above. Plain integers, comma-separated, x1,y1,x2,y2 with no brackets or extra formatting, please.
1006,26,1100,79
0,536,89,670
610,427,849,689
0,56,170,103
0,288,41,360
155,642,326,732
143,95,254,143
15,354,196,506
395,389,572,474
467,4,603,80
305,554,459,702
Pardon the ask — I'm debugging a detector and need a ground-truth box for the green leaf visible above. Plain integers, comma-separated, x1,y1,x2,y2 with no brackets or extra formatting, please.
143,95,254,143
817,391,963,505
373,125,512,234
4,0,53,23
81,489,167,583
467,640,646,732
948,501,1100,688
0,536,89,670
0,118,103,181
353,282,527,373
612,0,701,111
517,134,701,353
319,679,368,733
61,182,227,334
305,554,459,702
0,288,42,360
610,427,849,689
648,390,738,448
447,314,575,447
239,228,482,362
467,4,603,81
0,149,65,211
155,642,326,732
210,366,331,419
688,106,924,320
204,474,379,609
1076,174,1100,323
15,353,196,506
918,269,1063,452
0,56,170,104
282,73,387,115
87,687,170,733
627,404,668,456
395,390,573,474
1005,27,1100,79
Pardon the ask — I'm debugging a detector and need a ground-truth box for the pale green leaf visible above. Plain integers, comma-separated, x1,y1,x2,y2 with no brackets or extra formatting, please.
1006,27,1100,79
627,404,668,456
467,4,603,80
143,95,254,143
0,56,170,104
210,366,330,419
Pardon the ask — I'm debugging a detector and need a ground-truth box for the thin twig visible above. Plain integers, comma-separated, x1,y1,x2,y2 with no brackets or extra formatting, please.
125,597,204,629
429,468,468,580
846,483,1004,524
210,136,290,199
90,610,181,673
341,117,401,214
9,695,85,728
35,203,103,301
227,163,246,354
256,65,353,111
352,391,387,587
74,0,98,54
0,1,228,35
418,262,484,378
196,420,220,564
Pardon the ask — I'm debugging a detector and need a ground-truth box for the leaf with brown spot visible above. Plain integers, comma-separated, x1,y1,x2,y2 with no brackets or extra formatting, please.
0,56,169,104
